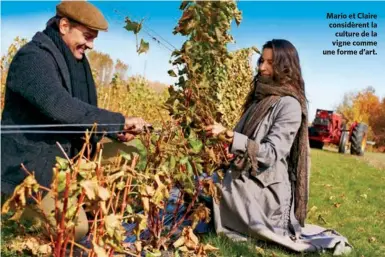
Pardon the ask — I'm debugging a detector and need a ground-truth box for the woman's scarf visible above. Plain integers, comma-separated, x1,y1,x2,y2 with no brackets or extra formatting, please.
239,75,309,227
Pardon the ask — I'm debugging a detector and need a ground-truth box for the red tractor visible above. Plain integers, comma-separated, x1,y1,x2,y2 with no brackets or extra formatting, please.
308,109,368,156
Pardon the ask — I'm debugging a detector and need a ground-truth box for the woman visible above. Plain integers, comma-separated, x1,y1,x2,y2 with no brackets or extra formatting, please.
205,39,350,253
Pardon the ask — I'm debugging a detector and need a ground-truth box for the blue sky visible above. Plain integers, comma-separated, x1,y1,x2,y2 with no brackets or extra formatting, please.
1,1,384,122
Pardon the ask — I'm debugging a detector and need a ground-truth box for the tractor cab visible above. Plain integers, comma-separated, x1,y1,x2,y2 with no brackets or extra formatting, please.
309,109,343,140
313,110,332,126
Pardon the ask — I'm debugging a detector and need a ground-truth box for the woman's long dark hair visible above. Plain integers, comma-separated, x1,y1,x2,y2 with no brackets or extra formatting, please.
242,39,307,113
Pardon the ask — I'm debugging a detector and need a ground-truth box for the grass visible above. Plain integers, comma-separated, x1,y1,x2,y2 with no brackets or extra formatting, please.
0,215,37,257
360,151,385,170
201,149,385,257
2,149,385,256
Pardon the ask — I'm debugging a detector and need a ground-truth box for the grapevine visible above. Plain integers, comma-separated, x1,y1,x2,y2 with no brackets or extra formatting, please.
1,1,259,257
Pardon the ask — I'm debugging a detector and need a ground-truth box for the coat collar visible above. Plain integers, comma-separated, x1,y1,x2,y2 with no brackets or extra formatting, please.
32,31,72,95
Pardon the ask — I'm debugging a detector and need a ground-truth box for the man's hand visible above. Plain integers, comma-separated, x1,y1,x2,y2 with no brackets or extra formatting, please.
117,117,151,142
205,122,227,137
117,132,135,142
124,116,152,134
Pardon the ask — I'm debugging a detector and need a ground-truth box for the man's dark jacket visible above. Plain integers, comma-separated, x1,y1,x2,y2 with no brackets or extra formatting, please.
1,31,125,195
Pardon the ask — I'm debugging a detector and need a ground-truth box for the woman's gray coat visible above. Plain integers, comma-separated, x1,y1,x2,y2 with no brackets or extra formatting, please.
212,96,352,255
213,96,302,238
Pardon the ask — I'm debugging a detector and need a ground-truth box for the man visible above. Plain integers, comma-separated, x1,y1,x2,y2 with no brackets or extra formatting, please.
1,1,148,241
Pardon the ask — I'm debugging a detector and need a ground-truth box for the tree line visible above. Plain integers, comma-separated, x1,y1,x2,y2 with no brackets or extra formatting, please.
336,86,385,151
1,37,384,151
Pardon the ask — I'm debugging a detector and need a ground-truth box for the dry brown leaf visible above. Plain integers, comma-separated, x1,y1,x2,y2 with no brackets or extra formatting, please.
186,227,199,246
334,203,341,208
104,214,122,237
307,205,318,217
25,238,40,255
6,236,52,257
100,201,108,215
368,237,376,243
97,186,110,201
173,227,200,252
196,244,206,257
142,196,150,214
1,174,39,218
9,209,24,221
178,246,189,252
37,244,52,256
184,240,198,250
152,173,170,208
145,185,155,196
173,236,185,248
92,241,108,257
81,180,110,203
195,243,218,257
78,159,97,170
133,214,147,238
191,203,211,229
106,170,125,184
140,184,156,214
81,180,97,200
6,236,25,253
202,178,221,204
135,240,142,253
206,148,217,163
255,246,265,255
203,244,219,252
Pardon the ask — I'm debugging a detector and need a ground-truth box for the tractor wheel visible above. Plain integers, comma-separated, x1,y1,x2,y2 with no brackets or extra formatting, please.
350,123,368,156
310,140,324,149
338,131,349,154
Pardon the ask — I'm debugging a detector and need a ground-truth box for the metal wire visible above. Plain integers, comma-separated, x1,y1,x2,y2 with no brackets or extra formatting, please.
0,123,161,134
0,123,125,129
0,130,126,134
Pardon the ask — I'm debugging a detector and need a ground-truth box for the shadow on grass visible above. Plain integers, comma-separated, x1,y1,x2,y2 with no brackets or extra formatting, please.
200,233,325,257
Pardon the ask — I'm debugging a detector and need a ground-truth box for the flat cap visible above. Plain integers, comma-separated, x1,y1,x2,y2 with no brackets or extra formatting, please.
56,1,108,31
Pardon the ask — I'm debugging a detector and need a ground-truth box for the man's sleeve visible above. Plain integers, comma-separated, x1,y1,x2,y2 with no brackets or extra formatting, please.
7,49,125,135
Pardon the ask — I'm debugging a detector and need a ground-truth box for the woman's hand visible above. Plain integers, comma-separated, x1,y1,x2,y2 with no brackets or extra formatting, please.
205,122,227,137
